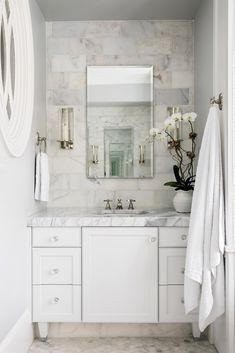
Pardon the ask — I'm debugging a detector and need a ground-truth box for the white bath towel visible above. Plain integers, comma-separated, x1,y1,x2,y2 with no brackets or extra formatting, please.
34,152,50,202
184,106,225,332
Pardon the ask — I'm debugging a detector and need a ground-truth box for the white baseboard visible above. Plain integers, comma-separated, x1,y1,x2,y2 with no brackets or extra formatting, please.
0,310,34,353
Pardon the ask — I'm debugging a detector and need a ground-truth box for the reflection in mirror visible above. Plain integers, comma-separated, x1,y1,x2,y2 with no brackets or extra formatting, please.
87,66,154,179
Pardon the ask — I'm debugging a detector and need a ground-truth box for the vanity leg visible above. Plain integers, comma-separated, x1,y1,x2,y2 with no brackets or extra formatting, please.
38,323,48,342
192,322,201,339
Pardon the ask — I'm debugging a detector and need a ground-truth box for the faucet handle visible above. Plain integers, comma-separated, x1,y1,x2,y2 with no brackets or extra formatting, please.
127,199,136,210
104,199,113,210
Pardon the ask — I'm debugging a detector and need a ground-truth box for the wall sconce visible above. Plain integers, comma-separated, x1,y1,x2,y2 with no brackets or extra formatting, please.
166,106,182,142
139,145,145,164
58,108,74,149
91,145,99,164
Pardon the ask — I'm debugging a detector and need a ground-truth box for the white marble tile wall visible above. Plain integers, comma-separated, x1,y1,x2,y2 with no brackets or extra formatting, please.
46,20,194,208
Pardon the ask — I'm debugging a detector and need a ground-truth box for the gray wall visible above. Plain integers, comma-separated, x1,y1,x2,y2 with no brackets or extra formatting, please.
0,0,46,343
194,0,214,146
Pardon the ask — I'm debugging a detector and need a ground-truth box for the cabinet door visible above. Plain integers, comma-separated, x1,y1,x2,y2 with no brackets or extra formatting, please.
82,227,158,323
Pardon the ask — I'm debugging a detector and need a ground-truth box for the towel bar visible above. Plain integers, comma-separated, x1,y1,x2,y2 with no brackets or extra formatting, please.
210,93,223,110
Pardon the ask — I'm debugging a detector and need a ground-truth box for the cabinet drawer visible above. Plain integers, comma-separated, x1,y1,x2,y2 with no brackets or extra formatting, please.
159,285,197,323
33,248,81,285
33,285,81,322
32,228,81,247
159,227,188,247
159,248,186,285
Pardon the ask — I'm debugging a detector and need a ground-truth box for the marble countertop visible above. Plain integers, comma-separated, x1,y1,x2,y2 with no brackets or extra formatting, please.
28,208,190,227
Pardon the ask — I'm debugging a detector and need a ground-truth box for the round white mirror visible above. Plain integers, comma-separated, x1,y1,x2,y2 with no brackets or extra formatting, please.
0,0,34,157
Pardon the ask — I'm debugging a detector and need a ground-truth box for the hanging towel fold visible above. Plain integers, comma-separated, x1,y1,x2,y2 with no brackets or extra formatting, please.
34,152,50,202
184,105,225,332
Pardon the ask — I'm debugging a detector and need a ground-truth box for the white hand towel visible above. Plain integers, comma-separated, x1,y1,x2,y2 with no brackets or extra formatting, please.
184,106,225,332
34,152,41,201
34,152,50,202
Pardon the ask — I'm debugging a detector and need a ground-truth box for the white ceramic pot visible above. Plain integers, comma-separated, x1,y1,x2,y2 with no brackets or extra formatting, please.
173,190,193,213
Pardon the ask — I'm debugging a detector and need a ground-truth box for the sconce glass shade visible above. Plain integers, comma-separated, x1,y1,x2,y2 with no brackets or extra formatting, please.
58,107,74,149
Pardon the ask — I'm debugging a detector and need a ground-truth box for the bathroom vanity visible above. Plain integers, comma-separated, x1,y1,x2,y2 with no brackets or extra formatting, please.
29,209,199,340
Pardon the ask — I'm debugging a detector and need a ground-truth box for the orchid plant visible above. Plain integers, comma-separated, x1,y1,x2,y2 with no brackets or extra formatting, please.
147,112,197,191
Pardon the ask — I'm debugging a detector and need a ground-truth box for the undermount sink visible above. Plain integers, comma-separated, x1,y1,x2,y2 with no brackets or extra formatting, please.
98,209,151,216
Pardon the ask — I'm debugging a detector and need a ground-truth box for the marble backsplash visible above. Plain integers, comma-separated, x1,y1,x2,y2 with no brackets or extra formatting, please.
46,20,194,208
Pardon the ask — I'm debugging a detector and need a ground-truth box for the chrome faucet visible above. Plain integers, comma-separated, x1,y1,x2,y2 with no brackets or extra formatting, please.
127,199,136,210
116,198,123,210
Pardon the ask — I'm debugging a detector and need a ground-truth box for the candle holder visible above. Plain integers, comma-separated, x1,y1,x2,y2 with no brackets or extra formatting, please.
58,108,74,149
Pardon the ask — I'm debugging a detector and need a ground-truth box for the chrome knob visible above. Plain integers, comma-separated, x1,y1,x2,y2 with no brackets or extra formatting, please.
181,268,185,275
52,297,60,304
181,234,187,241
50,236,59,243
181,297,185,304
50,268,59,275
149,237,157,243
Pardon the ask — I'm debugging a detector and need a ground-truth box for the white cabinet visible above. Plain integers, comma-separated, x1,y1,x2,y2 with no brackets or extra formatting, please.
31,224,197,340
32,227,82,338
158,227,197,323
82,227,158,323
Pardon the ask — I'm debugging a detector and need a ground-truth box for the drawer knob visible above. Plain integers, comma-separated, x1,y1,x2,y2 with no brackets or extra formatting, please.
181,297,185,304
181,268,185,275
52,297,60,304
149,237,157,243
50,236,59,243
181,234,187,241
50,268,59,275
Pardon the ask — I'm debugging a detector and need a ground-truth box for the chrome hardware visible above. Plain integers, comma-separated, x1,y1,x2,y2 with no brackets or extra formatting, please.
50,268,59,275
210,93,223,110
127,199,136,210
36,132,47,153
149,237,157,243
181,297,185,304
116,198,123,210
181,234,187,241
181,268,185,275
104,199,113,210
52,297,60,304
50,236,59,243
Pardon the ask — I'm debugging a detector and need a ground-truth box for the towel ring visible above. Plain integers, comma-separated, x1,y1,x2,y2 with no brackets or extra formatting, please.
36,132,47,153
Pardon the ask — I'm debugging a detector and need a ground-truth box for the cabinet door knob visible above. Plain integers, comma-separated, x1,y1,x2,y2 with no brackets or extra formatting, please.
50,268,59,275
181,297,185,304
52,297,60,304
50,236,59,243
181,234,187,241
181,268,185,275
149,237,157,243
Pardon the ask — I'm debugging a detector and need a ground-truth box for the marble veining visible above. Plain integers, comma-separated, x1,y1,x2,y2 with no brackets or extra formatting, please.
46,20,194,209
28,337,216,353
28,208,190,227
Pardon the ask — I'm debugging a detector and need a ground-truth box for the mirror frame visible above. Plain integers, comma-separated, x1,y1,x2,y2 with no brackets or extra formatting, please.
86,65,154,179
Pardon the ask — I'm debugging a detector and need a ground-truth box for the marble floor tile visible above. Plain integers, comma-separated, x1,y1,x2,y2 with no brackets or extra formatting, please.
28,337,217,353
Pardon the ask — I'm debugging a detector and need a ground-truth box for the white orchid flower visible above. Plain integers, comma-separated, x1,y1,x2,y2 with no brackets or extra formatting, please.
164,117,176,129
157,131,168,141
171,112,182,122
149,127,160,137
182,112,197,122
